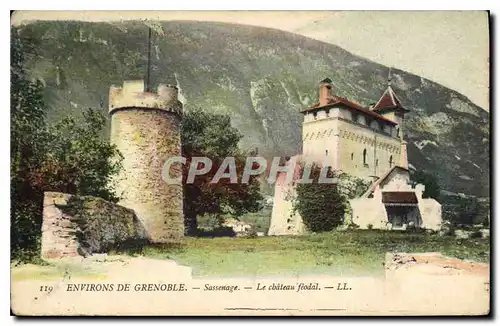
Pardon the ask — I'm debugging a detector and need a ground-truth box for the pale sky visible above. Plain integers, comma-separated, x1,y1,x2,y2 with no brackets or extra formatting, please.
12,11,490,110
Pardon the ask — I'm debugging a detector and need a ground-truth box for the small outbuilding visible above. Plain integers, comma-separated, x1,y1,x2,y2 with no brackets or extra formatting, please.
350,166,442,230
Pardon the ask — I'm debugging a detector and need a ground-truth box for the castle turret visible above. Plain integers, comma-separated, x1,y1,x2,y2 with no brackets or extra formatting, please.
372,68,410,140
109,80,184,243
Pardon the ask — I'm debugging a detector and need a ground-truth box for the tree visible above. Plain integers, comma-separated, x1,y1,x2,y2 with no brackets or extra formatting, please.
294,164,346,232
11,28,48,259
31,108,123,202
11,29,123,260
410,170,440,200
181,108,262,235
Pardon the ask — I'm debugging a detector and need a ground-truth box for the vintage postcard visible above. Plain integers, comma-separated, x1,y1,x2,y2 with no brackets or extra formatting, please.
10,10,490,316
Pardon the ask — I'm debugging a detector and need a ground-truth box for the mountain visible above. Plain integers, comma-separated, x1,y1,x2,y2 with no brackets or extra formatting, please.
15,21,490,197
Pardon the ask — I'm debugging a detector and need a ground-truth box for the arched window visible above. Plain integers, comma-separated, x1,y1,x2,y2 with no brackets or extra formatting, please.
325,150,329,156
389,155,393,167
363,148,367,166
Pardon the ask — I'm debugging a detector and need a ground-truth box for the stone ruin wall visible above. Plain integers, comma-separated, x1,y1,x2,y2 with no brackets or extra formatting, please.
42,192,80,259
41,192,147,259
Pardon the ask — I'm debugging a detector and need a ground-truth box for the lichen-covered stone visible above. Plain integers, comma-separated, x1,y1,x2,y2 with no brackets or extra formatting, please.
41,192,148,259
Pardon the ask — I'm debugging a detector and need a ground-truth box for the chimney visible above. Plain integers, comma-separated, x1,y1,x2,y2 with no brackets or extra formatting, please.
319,78,333,107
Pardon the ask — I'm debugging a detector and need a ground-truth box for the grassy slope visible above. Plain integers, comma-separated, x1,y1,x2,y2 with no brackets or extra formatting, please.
126,231,490,277
12,231,489,280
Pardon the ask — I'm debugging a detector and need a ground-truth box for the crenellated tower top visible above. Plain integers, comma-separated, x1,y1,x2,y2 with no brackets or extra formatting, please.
109,80,183,115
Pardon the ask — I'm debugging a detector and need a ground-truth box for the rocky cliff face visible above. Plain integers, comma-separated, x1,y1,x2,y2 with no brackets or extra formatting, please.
17,21,489,196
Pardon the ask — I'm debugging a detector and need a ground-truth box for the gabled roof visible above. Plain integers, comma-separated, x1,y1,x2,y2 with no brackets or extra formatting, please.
301,96,398,125
373,85,409,112
361,165,410,198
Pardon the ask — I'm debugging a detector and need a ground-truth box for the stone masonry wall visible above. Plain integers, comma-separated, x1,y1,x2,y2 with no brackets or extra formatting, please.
110,109,184,242
268,180,305,236
41,192,148,259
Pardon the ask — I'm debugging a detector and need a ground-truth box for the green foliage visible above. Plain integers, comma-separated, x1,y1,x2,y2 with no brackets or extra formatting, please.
410,170,441,200
442,195,489,226
470,230,483,239
294,164,346,232
11,29,123,261
237,206,272,233
37,108,123,202
11,29,48,260
292,166,369,232
334,171,371,199
181,108,263,235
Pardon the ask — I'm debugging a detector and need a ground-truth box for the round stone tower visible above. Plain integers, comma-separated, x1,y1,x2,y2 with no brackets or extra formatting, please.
109,80,184,243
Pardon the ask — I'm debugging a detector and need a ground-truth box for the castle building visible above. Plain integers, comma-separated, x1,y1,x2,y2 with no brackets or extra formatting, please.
109,80,184,242
268,74,442,235
301,77,408,179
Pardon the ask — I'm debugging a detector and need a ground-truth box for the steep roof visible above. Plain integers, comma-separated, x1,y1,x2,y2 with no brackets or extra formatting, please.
372,85,408,112
301,96,398,125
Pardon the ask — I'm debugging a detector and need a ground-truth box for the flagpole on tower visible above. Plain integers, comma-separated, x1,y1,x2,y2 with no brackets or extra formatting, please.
146,26,152,92
144,20,165,92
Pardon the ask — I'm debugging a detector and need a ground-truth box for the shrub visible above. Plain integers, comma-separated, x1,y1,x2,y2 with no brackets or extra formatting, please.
197,226,236,238
294,164,346,232
345,222,360,230
470,230,483,239
410,170,440,200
